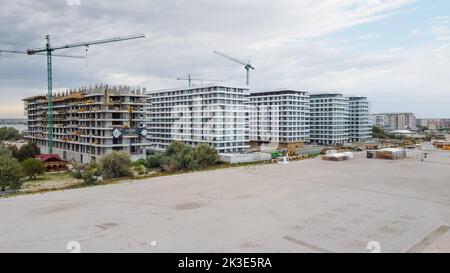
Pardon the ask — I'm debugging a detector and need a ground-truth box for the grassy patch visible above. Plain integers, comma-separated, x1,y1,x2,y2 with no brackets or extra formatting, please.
132,160,274,181
3,157,303,199
37,172,72,181
22,172,72,185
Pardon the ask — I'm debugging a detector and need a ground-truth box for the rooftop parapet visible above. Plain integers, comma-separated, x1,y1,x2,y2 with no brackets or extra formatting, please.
23,84,148,101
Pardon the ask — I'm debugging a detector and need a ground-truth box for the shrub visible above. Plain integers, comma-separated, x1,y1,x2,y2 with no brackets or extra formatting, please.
160,156,178,172
87,160,101,176
71,162,84,180
0,154,24,191
71,161,100,184
151,142,222,173
21,158,45,180
98,151,133,179
133,165,147,175
166,141,195,170
145,152,165,169
194,144,220,168
132,158,146,167
82,168,98,185
166,141,188,156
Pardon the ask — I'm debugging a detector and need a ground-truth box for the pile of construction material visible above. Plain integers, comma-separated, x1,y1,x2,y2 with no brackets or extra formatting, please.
296,146,323,156
220,152,272,164
434,141,450,151
375,148,407,160
322,150,354,162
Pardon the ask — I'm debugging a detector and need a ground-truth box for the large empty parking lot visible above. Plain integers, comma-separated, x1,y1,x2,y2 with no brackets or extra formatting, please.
1,148,450,253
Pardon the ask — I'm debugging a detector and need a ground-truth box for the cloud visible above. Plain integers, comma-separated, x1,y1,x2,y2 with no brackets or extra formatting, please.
411,15,450,41
2,0,449,118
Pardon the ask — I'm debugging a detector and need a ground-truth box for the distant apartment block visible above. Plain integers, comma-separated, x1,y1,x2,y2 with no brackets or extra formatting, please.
372,112,416,132
348,97,371,142
309,93,350,145
148,85,250,153
23,85,149,163
416,118,450,131
248,89,310,149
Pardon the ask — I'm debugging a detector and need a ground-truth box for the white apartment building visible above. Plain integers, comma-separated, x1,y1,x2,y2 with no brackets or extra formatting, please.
23,85,149,163
372,112,417,132
148,85,250,153
309,93,350,145
248,90,310,147
348,97,372,142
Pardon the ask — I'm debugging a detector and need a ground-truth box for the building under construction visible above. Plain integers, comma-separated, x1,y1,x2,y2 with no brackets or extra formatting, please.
23,84,149,163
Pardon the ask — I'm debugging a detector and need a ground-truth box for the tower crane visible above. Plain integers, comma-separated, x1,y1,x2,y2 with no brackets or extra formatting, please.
177,74,227,86
214,51,255,86
2,33,146,154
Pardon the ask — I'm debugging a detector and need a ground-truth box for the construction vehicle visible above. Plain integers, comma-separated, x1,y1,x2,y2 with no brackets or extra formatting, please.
271,152,282,159
286,147,304,161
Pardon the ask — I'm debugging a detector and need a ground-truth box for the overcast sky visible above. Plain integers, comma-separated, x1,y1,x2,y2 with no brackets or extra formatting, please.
0,0,449,118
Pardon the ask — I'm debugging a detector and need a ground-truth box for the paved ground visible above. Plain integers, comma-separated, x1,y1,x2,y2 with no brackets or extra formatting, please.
1,147,450,253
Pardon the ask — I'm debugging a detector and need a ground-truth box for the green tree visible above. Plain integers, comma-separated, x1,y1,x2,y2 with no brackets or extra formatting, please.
194,144,220,168
98,151,133,179
7,145,19,159
21,158,45,180
17,142,41,161
0,154,24,191
0,127,21,141
372,126,386,139
0,144,12,157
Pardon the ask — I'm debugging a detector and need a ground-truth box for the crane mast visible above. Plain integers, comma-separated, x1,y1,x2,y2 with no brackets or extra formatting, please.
46,35,53,153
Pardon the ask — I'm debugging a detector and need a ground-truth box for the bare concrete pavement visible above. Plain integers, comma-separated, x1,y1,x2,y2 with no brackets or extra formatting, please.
1,150,449,253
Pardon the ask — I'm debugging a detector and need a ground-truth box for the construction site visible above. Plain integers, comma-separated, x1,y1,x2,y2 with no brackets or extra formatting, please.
23,84,149,163
0,141,449,253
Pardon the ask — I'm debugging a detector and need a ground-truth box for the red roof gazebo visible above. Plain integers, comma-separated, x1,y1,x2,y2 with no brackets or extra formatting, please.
36,154,68,172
